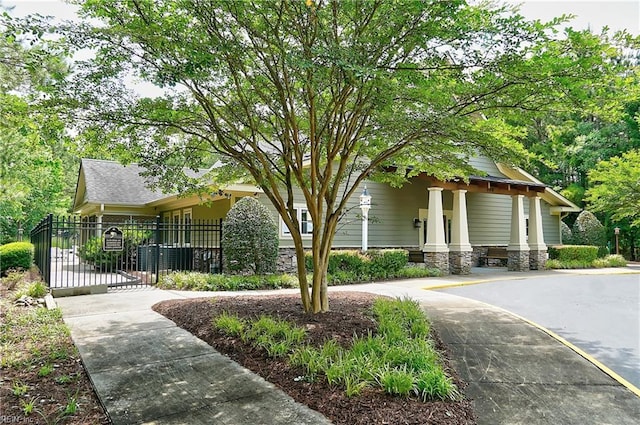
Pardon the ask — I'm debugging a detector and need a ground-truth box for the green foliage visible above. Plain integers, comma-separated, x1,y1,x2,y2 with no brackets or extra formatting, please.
215,297,458,401
157,271,298,291
546,254,627,269
0,241,34,273
14,280,47,299
222,197,279,274
212,313,245,337
571,211,606,247
586,149,640,228
367,250,408,279
12,381,29,396
77,236,122,271
560,183,586,207
307,250,414,284
394,267,442,279
548,245,599,262
561,221,573,244
77,228,152,270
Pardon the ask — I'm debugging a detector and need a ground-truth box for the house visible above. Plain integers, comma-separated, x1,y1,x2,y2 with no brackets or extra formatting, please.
71,157,580,274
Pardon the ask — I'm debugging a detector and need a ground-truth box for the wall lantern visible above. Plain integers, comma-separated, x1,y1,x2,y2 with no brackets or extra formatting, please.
413,218,421,228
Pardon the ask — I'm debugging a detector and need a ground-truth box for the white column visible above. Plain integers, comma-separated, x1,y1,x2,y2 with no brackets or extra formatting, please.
450,189,473,252
528,196,547,251
507,194,529,251
423,187,449,252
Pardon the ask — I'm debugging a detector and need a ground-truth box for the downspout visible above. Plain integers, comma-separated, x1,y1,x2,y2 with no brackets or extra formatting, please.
559,212,569,245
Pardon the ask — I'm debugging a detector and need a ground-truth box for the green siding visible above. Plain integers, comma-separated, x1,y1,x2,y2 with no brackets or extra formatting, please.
467,193,511,245
467,155,506,176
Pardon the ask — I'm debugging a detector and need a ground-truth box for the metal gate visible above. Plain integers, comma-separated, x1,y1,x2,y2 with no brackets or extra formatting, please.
31,215,222,290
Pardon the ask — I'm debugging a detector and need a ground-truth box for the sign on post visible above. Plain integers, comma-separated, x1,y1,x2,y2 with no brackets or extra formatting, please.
102,227,124,252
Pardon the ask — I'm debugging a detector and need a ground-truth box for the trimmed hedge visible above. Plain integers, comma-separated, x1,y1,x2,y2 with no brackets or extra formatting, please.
158,272,298,291
305,249,419,283
546,254,627,270
548,245,598,263
0,242,34,274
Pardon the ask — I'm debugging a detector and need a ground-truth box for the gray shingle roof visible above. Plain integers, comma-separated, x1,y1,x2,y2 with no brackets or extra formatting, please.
80,159,167,205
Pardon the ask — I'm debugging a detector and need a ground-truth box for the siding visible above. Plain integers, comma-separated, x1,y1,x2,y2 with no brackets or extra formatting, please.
260,179,435,249
467,193,512,245
467,155,507,176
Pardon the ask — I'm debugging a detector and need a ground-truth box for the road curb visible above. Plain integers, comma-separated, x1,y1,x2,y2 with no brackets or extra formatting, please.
485,303,640,398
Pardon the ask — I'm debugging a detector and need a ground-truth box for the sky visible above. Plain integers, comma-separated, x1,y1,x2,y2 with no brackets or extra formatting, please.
4,0,640,35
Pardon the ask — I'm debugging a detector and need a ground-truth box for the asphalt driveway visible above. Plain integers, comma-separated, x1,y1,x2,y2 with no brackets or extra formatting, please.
437,271,640,389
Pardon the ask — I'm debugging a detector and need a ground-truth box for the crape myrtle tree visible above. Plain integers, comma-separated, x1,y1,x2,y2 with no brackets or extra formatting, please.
50,0,633,312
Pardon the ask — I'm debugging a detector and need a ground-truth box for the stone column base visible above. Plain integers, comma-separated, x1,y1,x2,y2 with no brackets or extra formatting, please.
449,251,472,275
529,250,547,270
507,250,530,272
424,251,450,275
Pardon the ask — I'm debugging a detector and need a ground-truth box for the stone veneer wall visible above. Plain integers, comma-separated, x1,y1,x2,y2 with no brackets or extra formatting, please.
276,248,299,274
449,251,472,275
529,250,547,270
507,250,530,272
424,252,450,275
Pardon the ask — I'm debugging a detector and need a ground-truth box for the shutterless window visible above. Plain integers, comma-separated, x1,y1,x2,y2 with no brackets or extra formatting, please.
282,207,313,236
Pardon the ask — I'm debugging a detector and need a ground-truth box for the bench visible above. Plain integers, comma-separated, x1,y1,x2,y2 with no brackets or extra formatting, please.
408,250,425,263
480,247,508,266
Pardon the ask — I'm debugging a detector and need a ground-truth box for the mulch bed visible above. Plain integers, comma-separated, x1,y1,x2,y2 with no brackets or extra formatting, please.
153,291,476,425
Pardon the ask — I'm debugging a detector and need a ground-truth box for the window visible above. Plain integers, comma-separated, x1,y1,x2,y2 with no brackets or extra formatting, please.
183,209,192,245
172,211,181,245
281,206,313,237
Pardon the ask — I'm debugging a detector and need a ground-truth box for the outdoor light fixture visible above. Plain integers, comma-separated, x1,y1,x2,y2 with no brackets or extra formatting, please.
413,218,421,228
359,186,371,252
614,227,620,255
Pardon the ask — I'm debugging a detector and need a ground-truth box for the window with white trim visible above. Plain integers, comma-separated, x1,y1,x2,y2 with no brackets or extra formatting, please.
281,206,313,237
183,209,192,245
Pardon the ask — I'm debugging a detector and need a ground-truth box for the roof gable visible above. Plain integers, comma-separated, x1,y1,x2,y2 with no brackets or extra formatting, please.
74,159,166,208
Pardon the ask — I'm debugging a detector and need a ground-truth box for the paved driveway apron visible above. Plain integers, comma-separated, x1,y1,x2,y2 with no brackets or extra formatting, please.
438,273,640,389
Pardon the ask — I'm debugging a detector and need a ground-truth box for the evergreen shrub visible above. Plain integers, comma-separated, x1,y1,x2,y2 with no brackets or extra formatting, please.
0,242,34,274
222,197,279,274
571,211,606,247
548,245,598,262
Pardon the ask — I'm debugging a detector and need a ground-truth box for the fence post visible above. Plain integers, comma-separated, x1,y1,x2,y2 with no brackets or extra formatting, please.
154,215,161,285
218,218,223,274
44,214,53,286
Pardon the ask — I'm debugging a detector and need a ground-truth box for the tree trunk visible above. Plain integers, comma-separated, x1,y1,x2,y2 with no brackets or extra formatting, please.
293,241,311,313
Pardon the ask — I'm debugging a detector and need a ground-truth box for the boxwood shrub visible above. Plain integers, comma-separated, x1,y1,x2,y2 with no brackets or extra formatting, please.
306,249,412,282
548,245,598,263
0,242,34,274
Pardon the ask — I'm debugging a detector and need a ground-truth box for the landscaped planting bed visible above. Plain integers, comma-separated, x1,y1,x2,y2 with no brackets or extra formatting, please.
154,292,476,425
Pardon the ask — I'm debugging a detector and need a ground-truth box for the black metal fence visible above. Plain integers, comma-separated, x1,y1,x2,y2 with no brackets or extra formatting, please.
31,214,222,289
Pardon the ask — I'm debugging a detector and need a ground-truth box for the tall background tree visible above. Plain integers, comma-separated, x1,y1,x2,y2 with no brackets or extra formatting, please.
0,9,75,244
40,0,638,312
585,149,640,259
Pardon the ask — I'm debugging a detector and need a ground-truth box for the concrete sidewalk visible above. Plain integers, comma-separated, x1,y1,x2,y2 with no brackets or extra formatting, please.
55,288,331,425
55,268,640,425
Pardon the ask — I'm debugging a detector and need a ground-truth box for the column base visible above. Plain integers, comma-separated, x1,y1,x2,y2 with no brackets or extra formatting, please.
449,250,472,275
529,250,548,270
507,250,530,272
424,251,450,275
